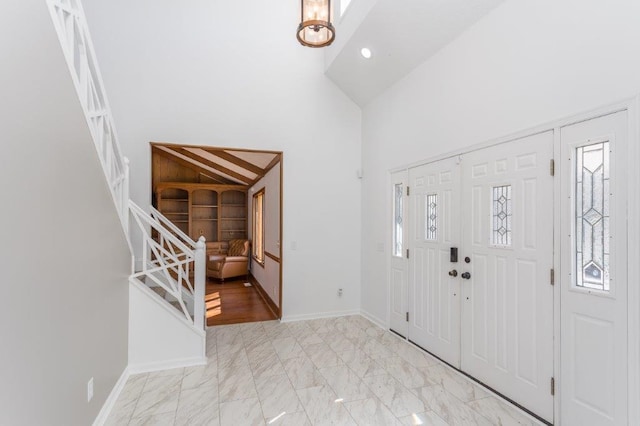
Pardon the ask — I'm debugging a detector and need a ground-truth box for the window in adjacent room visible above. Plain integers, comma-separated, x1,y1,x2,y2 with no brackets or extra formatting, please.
252,188,265,264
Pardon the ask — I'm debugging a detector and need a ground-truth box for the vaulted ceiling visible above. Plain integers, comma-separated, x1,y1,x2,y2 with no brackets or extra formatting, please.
152,143,281,187
326,0,506,106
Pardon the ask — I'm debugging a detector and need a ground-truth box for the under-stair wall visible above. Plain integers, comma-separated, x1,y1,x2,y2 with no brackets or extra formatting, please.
128,279,206,372
0,1,130,424
127,202,207,371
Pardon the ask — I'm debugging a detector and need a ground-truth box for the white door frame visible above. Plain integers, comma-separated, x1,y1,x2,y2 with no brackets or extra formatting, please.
387,95,640,425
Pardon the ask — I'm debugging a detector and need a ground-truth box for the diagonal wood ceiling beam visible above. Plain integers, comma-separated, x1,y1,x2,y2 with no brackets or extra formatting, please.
167,146,253,185
248,154,282,187
152,147,235,185
208,149,266,176
264,154,282,173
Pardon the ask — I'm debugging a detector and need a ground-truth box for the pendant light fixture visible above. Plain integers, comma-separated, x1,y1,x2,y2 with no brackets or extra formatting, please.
297,0,335,48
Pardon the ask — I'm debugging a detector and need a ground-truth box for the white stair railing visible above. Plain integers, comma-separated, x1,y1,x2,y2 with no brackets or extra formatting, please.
150,206,197,251
45,0,207,332
149,206,198,280
46,0,129,234
130,201,206,330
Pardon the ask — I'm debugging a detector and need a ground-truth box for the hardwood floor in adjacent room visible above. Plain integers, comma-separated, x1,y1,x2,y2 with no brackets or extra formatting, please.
205,276,277,326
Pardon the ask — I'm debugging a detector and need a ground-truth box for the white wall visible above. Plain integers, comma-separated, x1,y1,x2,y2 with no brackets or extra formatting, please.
82,0,362,320
249,164,281,307
0,1,131,424
361,0,640,324
128,283,205,371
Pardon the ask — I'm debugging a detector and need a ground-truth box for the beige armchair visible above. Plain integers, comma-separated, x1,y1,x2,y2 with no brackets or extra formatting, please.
206,239,250,281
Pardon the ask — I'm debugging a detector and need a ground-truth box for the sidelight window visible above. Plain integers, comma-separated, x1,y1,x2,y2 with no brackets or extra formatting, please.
575,141,610,291
393,184,403,257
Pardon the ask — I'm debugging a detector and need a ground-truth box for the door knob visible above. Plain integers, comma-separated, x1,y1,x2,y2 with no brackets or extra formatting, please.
461,272,471,279
448,270,458,277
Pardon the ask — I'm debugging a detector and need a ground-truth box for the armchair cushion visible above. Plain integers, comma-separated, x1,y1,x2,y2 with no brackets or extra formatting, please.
228,239,249,256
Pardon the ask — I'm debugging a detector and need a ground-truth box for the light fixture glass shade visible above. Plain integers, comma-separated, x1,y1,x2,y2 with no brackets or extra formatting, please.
297,0,335,48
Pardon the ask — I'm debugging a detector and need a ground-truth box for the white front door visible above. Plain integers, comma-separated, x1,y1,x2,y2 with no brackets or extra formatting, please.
390,170,409,337
408,157,462,366
459,132,555,422
560,111,628,426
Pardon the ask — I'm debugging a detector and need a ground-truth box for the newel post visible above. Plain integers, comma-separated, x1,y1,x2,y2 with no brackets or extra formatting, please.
194,236,207,331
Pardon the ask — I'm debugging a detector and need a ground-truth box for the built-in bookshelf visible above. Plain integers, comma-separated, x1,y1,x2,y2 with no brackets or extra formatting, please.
155,183,247,243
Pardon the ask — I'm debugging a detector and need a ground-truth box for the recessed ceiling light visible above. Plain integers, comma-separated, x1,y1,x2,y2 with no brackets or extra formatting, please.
360,47,372,59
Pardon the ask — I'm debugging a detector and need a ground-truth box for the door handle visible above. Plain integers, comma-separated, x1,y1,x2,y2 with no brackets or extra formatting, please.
448,270,458,277
461,272,471,280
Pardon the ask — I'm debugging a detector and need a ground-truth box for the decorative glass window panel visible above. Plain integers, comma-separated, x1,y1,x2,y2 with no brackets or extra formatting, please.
575,141,610,291
492,185,512,246
425,194,438,241
393,184,403,257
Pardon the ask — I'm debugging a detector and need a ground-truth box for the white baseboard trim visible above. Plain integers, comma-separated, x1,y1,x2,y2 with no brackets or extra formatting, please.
92,366,130,426
359,309,388,330
280,309,360,323
128,356,207,375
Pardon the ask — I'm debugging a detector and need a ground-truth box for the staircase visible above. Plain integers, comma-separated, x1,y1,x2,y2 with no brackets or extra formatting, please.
46,0,207,370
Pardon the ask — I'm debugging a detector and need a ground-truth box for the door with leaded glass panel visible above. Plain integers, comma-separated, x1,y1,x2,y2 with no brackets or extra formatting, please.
560,111,628,426
459,132,555,423
408,157,462,366
390,170,409,337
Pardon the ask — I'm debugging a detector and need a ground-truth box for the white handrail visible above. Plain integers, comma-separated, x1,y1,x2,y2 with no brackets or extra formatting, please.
130,202,194,256
150,206,196,248
149,206,198,287
129,200,206,330
46,0,129,236
46,0,206,331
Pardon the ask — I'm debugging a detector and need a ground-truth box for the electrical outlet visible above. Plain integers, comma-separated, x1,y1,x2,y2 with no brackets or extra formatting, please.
87,377,94,402
338,288,343,297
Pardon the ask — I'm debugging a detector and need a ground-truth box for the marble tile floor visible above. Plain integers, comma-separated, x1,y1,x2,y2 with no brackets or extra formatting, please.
105,316,546,426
